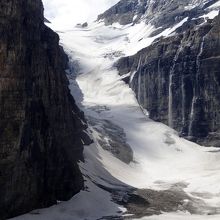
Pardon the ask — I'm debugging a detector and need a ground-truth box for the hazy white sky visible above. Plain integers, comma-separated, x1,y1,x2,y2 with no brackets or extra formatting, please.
42,0,119,30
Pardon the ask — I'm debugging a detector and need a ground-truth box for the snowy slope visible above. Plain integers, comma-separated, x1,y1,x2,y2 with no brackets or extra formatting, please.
61,17,220,199
13,1,220,219
43,0,120,29
98,0,220,27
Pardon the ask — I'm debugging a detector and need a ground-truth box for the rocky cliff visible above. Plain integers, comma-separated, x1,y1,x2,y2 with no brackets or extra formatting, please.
0,0,89,219
98,0,219,28
117,13,220,147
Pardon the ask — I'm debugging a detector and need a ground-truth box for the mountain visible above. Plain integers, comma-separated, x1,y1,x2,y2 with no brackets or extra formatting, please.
0,0,90,219
106,0,220,147
98,0,219,26
2,0,220,219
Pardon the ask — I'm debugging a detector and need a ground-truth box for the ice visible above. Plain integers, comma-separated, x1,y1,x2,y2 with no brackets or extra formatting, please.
13,1,220,219
208,0,220,9
58,20,220,219
200,10,219,20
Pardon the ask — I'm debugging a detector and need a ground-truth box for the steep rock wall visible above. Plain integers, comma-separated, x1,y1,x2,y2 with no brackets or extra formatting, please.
117,14,220,147
0,0,89,218
98,0,219,29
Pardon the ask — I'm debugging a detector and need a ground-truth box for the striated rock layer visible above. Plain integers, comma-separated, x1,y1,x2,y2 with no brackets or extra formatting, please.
117,14,220,147
98,0,218,28
0,0,89,219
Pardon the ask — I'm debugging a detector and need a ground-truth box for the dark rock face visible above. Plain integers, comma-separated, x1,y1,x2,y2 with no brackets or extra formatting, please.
117,14,220,147
88,116,133,164
98,0,219,28
0,0,89,219
98,0,143,25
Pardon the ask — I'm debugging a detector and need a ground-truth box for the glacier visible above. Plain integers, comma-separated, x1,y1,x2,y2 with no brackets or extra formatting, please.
12,0,220,219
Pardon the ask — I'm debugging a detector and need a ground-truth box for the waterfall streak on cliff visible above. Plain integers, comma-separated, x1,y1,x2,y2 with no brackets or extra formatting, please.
196,36,205,94
158,60,161,99
137,56,142,103
168,43,183,128
144,71,147,105
188,36,205,137
138,70,141,103
168,73,173,127
181,75,186,126
130,56,142,84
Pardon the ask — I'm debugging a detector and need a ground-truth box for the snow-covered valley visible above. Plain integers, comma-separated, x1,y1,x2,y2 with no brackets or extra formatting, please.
11,0,220,219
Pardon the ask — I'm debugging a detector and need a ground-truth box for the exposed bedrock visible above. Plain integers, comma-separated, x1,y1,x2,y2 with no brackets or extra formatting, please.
116,14,220,147
0,0,91,219
98,0,219,30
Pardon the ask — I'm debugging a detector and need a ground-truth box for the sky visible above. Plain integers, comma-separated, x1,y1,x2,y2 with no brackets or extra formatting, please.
42,0,119,30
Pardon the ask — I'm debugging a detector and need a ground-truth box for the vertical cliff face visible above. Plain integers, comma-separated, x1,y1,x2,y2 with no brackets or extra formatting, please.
117,14,220,147
0,0,88,218
98,0,218,28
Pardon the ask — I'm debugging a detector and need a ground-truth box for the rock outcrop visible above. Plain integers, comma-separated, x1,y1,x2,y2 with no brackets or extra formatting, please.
117,13,220,147
98,0,219,29
0,0,89,219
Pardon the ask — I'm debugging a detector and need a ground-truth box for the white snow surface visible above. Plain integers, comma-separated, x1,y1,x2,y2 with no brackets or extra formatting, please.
200,10,219,20
209,0,220,9
13,3,220,220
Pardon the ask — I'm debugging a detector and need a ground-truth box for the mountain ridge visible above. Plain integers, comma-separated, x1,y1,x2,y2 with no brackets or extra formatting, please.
99,0,220,146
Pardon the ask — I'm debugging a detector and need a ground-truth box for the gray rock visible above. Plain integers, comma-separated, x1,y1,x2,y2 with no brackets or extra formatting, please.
116,13,220,147
0,0,91,219
98,0,219,35
82,22,88,28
